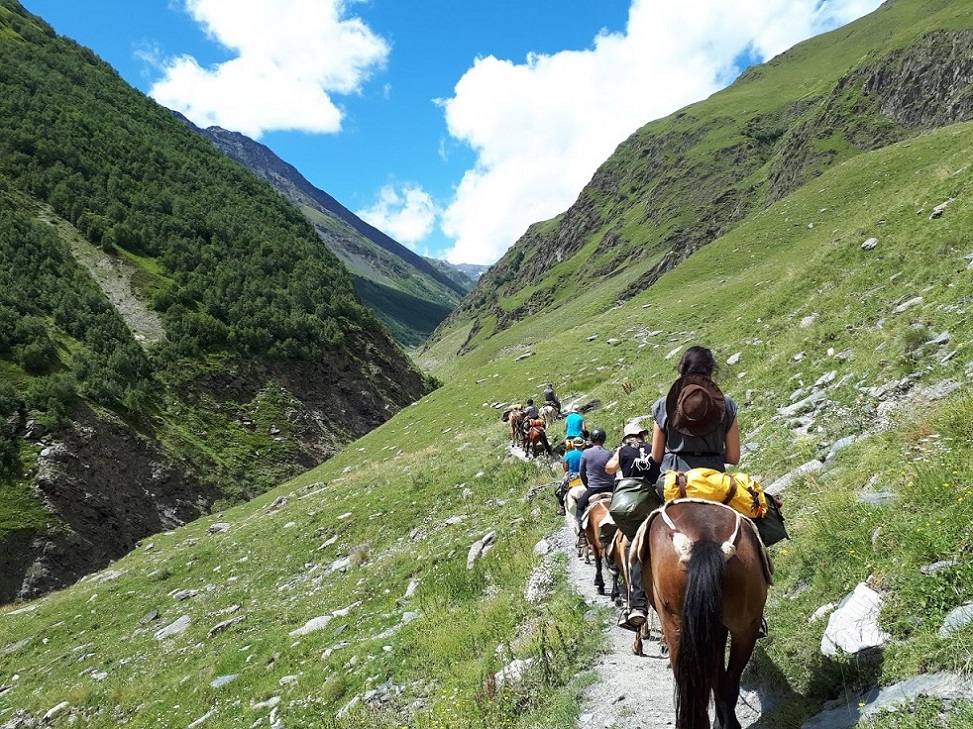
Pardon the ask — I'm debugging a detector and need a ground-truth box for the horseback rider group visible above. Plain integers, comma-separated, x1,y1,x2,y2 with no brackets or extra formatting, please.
532,347,782,642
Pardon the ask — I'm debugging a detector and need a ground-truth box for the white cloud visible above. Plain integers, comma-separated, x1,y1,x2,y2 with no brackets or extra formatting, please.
439,0,884,265
356,185,438,248
149,0,389,137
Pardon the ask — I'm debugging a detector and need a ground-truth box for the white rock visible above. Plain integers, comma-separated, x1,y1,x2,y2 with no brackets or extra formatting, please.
727,352,742,366
154,615,191,640
820,583,890,656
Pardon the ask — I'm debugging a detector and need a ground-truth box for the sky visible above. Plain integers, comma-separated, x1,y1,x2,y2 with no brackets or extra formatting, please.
21,0,885,266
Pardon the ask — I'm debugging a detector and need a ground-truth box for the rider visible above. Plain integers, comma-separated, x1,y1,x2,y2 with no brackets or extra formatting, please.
554,436,585,515
543,383,561,416
650,345,757,632
575,428,614,534
650,346,739,474
606,422,660,630
521,398,540,437
563,405,586,441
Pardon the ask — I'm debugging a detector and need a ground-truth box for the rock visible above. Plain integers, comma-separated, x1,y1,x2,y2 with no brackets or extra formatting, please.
493,658,536,689
778,391,827,417
926,331,950,345
43,701,69,722
154,615,191,640
139,609,160,625
802,672,973,729
858,492,897,506
586,335,599,341
814,370,837,387
808,603,835,623
606,338,621,346
921,559,959,575
765,460,824,495
727,352,742,366
533,538,552,556
892,296,923,314
820,583,890,656
514,352,533,361
290,615,333,636
929,198,955,219
467,531,497,569
208,522,231,534
939,602,973,637
207,615,245,638
210,674,239,688
187,709,217,728
825,435,857,462
861,237,879,250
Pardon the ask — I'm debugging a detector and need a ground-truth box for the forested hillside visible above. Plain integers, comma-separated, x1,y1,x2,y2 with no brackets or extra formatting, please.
179,119,468,347
0,0,426,602
422,0,973,360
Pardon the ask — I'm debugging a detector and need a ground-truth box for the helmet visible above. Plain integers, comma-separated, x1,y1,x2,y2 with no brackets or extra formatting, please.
590,428,606,443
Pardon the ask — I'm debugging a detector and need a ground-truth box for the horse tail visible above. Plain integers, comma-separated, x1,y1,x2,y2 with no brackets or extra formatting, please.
675,539,725,729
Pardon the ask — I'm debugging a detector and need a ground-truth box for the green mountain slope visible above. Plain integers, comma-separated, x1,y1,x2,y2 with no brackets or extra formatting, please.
3,107,973,729
0,1,426,601
4,1,973,727
179,120,466,347
422,0,973,360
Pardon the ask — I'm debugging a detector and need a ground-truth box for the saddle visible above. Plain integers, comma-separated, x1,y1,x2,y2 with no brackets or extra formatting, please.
580,492,613,530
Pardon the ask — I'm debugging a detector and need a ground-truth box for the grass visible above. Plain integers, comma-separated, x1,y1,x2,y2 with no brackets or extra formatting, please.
5,4,973,726
4,120,973,727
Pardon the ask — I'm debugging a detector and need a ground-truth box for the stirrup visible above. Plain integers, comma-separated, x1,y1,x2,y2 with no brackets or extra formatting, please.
758,616,768,639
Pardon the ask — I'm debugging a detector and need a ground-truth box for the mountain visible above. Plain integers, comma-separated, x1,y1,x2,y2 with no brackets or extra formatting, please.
4,1,973,728
423,257,491,287
177,118,467,347
0,0,426,602
422,0,973,357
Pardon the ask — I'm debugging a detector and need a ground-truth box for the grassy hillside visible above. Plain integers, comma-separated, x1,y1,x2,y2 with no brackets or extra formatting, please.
3,109,973,727
423,0,973,356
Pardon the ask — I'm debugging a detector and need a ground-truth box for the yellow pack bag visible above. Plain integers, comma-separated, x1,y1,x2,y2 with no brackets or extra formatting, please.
663,468,768,519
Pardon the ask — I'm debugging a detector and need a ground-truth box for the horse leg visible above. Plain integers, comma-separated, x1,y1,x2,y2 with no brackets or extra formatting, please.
589,535,604,594
714,625,757,729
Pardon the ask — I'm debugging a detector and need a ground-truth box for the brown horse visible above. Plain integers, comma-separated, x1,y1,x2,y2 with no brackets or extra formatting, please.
523,423,552,458
508,409,525,448
635,499,770,729
608,531,653,656
581,495,615,595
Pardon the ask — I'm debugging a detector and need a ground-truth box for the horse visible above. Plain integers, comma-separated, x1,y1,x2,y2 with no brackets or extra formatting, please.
523,423,552,459
608,531,654,656
581,495,616,595
564,484,591,561
541,403,559,428
508,409,525,448
634,499,770,729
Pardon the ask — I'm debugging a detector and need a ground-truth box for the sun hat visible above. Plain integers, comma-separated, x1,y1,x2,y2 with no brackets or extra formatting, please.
665,374,726,437
622,421,646,438
572,436,585,448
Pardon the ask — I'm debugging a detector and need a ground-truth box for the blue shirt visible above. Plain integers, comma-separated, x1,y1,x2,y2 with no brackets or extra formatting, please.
563,449,582,474
564,412,585,438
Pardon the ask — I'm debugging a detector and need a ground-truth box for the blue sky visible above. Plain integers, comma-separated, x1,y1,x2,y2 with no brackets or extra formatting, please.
21,0,884,265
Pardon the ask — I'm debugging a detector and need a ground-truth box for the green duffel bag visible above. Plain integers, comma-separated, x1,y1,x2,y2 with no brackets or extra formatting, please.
610,477,663,540
754,495,790,546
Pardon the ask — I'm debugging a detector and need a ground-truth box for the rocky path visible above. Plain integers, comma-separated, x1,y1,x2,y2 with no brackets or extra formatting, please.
552,519,677,729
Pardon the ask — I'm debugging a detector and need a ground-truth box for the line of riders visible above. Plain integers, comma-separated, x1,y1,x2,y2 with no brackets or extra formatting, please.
502,347,788,644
